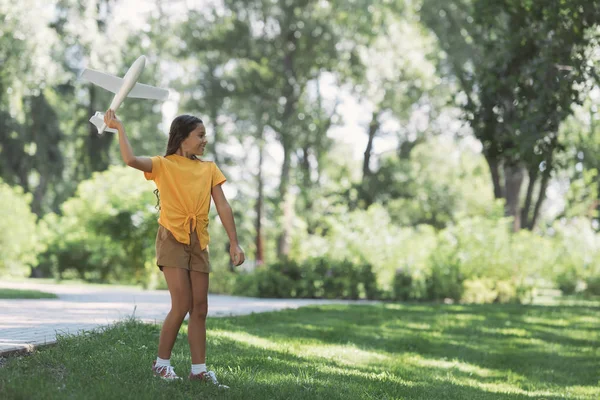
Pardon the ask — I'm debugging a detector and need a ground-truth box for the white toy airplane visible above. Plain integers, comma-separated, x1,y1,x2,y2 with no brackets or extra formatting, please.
80,55,169,134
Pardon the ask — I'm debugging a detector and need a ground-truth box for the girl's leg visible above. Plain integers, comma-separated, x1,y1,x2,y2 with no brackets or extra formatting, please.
157,267,192,359
188,271,209,364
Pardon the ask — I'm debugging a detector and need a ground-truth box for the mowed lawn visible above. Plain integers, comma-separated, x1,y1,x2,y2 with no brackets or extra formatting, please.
0,303,598,400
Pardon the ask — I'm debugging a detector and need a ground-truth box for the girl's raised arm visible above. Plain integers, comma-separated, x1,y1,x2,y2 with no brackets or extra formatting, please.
104,109,152,173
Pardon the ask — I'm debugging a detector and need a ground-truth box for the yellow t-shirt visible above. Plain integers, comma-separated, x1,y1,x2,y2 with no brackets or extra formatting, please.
144,154,226,249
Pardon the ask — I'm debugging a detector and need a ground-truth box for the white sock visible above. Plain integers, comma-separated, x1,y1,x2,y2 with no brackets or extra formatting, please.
191,363,207,375
155,357,171,368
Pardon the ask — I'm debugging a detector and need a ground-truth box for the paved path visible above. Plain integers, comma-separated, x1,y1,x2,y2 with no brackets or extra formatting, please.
0,281,375,356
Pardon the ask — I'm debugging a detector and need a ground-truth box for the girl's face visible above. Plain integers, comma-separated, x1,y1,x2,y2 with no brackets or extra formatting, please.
180,123,207,156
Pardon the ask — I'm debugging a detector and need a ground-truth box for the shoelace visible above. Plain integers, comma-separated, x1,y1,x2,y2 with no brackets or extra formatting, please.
156,365,178,379
206,371,219,384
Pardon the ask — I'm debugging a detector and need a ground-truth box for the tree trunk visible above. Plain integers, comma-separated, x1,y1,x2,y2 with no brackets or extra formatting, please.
484,154,504,199
274,21,299,260
504,163,524,231
276,141,292,258
521,166,538,230
31,174,48,217
207,63,222,166
362,111,380,180
398,137,424,160
529,171,549,230
255,132,265,266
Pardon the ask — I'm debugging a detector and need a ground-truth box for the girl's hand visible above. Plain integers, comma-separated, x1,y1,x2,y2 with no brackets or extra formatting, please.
230,244,245,266
104,109,123,131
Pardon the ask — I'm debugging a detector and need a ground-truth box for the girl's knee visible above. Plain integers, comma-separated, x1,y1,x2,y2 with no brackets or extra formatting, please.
170,302,191,319
190,302,208,320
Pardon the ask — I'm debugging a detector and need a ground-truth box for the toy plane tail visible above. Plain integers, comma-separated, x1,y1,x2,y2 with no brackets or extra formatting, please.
90,112,118,135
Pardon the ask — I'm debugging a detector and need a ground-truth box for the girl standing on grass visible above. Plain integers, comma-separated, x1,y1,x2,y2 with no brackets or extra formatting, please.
104,109,245,388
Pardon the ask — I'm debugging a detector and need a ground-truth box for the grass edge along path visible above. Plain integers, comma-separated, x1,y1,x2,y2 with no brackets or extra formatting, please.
0,288,58,300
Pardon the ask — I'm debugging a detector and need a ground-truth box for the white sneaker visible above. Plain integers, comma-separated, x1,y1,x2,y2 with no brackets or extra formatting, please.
189,370,229,389
152,361,180,380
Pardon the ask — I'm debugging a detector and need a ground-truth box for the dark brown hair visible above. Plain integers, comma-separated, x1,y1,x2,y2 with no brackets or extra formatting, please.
154,115,204,209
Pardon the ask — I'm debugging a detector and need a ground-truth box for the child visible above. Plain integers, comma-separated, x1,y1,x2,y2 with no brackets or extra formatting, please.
104,109,244,388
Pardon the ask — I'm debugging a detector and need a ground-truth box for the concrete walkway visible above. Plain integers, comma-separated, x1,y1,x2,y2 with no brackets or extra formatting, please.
0,281,375,356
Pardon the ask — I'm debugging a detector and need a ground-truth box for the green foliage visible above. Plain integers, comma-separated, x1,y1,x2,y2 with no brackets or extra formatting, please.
420,0,600,230
426,241,465,301
550,217,600,294
372,137,496,229
392,268,427,301
556,269,579,295
291,204,439,291
37,166,159,285
287,203,600,303
585,275,600,296
234,264,296,298
461,278,498,304
558,96,600,227
2,0,600,308
207,270,238,295
0,179,40,276
234,258,379,300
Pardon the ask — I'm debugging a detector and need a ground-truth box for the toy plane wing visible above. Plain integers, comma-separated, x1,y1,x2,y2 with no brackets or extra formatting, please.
128,82,169,100
80,68,169,101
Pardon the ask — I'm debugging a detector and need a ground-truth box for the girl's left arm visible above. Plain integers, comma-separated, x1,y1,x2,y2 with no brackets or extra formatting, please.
212,185,245,266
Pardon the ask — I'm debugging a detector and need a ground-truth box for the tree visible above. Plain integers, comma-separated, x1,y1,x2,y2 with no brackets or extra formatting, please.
421,0,600,230
0,0,66,215
351,11,447,209
176,0,391,259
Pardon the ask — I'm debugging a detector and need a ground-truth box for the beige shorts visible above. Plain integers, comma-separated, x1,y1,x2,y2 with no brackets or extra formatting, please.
155,225,211,273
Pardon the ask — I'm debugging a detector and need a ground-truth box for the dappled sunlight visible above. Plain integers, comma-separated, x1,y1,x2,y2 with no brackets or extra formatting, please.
522,316,570,327
403,322,432,330
292,343,390,366
575,315,600,325
403,353,507,379
403,353,599,398
437,312,486,323
317,364,410,386
446,376,563,398
212,330,280,351
211,329,391,367
479,327,532,338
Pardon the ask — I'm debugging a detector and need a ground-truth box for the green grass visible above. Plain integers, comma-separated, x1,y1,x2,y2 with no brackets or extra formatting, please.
0,303,598,399
0,277,146,290
0,288,58,299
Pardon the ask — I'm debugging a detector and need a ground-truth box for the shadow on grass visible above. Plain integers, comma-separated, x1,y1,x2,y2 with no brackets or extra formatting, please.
1,303,597,400
201,332,568,400
208,303,599,389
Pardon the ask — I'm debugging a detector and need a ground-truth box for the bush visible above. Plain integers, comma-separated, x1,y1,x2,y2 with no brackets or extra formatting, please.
37,166,159,285
291,204,439,292
208,270,237,295
461,279,497,304
392,267,427,301
233,257,379,300
494,280,518,304
556,268,580,295
0,180,41,277
234,266,295,298
585,275,600,296
550,218,600,294
426,261,464,302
